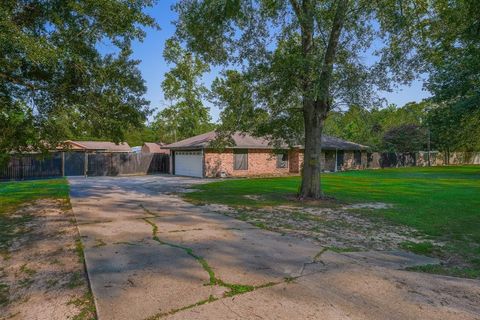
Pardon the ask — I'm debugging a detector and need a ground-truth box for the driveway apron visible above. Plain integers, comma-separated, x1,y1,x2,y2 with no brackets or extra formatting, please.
68,176,480,320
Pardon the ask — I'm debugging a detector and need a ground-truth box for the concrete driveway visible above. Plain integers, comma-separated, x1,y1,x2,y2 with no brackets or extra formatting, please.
69,175,480,320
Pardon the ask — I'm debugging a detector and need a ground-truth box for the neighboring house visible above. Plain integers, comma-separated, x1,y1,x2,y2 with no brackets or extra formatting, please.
61,140,131,153
165,131,368,178
141,142,169,154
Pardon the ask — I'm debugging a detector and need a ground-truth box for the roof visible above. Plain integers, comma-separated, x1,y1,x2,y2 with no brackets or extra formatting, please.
142,142,169,154
66,140,131,152
165,131,368,151
320,135,369,150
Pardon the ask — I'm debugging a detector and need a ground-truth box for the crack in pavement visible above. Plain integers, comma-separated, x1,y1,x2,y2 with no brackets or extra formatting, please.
140,205,282,319
300,247,328,276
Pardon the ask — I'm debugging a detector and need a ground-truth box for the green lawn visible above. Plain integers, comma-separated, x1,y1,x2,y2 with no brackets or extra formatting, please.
186,166,480,277
0,178,69,253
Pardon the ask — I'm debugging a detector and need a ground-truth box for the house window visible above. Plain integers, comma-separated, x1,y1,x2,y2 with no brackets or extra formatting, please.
276,152,288,168
234,149,248,170
354,150,362,165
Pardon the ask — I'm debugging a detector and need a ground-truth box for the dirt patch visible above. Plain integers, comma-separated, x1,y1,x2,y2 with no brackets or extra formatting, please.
243,194,264,201
206,204,434,252
343,202,393,210
0,199,95,320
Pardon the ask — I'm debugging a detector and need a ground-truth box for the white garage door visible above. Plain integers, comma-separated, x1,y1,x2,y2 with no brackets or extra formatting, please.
174,151,203,177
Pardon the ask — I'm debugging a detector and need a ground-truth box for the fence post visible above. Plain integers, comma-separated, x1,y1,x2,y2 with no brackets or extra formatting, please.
84,151,88,178
62,152,65,177
20,156,24,180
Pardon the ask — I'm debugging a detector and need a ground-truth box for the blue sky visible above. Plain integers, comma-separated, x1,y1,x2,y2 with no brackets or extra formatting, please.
122,1,430,122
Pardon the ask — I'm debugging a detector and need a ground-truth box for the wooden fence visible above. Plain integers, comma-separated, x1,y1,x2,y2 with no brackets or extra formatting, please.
367,151,480,168
0,152,170,181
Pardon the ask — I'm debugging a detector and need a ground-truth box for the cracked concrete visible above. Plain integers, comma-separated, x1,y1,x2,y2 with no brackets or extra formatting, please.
69,175,480,320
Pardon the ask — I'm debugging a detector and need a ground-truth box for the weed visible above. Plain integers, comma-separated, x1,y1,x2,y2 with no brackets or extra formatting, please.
327,246,361,253
67,271,84,289
75,239,85,264
92,239,106,248
145,295,218,320
18,278,34,288
68,291,96,320
0,282,9,306
400,241,435,255
283,276,296,283
19,264,36,277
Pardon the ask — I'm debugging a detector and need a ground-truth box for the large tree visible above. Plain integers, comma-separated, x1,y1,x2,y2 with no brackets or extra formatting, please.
0,0,156,156
155,39,214,143
423,0,480,152
174,0,426,198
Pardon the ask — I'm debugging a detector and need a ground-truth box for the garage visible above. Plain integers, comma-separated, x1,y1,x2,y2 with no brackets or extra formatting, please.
174,150,203,177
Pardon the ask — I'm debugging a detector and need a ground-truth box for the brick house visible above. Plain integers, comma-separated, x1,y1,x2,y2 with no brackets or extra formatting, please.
165,131,368,178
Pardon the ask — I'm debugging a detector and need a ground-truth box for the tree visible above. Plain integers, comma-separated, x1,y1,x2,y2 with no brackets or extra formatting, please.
123,124,159,147
0,0,156,156
174,0,427,198
426,103,480,154
324,102,428,150
421,0,480,153
382,124,426,153
423,0,479,108
156,39,214,143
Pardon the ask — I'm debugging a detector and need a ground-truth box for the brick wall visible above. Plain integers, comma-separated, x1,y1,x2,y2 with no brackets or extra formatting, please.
204,148,371,177
204,149,291,177
288,149,302,173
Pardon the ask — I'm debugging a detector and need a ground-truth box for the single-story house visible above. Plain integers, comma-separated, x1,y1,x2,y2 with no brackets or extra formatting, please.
141,142,169,154
60,140,131,153
165,131,368,178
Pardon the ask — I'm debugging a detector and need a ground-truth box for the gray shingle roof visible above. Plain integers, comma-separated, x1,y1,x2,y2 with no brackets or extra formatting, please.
165,131,368,151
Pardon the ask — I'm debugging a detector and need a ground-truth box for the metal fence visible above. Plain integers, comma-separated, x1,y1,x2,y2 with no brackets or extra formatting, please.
0,152,170,181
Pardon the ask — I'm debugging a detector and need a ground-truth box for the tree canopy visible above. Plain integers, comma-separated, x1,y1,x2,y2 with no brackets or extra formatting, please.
0,0,156,156
153,39,214,143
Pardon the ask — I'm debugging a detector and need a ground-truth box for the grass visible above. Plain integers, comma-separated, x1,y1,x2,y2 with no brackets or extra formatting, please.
400,241,436,255
68,291,97,320
406,264,480,279
0,179,69,254
185,166,480,278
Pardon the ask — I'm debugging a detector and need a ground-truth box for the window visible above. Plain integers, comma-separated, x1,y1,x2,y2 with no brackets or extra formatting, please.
354,150,362,165
276,152,288,168
234,149,248,170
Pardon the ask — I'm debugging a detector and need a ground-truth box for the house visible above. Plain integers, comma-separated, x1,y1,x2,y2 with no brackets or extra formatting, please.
61,140,131,153
165,131,368,178
141,142,169,154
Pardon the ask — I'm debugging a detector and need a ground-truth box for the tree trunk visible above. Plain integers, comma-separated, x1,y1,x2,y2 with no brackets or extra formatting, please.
295,0,348,199
300,101,326,199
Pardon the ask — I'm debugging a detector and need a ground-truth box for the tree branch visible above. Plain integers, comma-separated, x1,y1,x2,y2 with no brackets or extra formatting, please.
318,0,349,108
289,0,302,22
0,72,36,90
